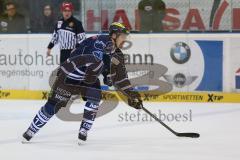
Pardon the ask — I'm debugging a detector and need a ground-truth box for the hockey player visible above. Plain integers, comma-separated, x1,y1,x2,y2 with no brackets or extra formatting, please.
22,22,143,143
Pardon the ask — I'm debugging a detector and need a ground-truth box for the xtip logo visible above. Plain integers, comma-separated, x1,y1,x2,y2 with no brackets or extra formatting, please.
0,90,10,98
42,91,49,100
207,94,224,102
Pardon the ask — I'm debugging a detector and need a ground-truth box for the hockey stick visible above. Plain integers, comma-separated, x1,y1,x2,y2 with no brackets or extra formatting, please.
142,106,200,138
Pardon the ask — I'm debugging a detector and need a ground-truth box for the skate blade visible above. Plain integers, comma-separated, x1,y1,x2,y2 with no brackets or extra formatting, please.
21,138,30,144
78,139,86,146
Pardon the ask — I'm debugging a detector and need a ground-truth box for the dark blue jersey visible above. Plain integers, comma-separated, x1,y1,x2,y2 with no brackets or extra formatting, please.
70,34,114,59
60,34,114,85
59,34,140,101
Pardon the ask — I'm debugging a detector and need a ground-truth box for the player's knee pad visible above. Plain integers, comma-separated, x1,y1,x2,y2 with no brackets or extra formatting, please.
81,79,102,102
41,100,59,117
82,93,101,102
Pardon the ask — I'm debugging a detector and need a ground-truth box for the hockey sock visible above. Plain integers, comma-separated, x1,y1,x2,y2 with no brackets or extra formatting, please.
80,101,99,132
26,102,56,136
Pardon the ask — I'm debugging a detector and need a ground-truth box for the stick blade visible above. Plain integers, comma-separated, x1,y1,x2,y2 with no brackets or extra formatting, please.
176,133,200,138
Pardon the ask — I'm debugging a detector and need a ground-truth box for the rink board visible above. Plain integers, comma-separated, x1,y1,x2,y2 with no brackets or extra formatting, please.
1,34,240,100
1,90,240,103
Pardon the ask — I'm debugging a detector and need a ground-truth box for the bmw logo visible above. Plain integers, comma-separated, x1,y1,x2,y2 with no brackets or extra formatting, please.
170,42,191,64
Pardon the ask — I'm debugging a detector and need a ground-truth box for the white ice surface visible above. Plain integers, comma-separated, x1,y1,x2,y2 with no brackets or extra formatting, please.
0,100,240,160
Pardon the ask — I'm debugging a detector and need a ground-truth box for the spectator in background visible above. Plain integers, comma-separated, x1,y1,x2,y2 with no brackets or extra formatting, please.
138,0,166,33
39,5,56,33
0,0,4,16
0,2,27,33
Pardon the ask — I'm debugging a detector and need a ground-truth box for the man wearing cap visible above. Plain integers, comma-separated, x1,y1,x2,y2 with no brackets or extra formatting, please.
47,2,86,64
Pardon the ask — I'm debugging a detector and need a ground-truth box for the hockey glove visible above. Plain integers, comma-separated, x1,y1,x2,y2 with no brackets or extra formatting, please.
127,92,143,110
